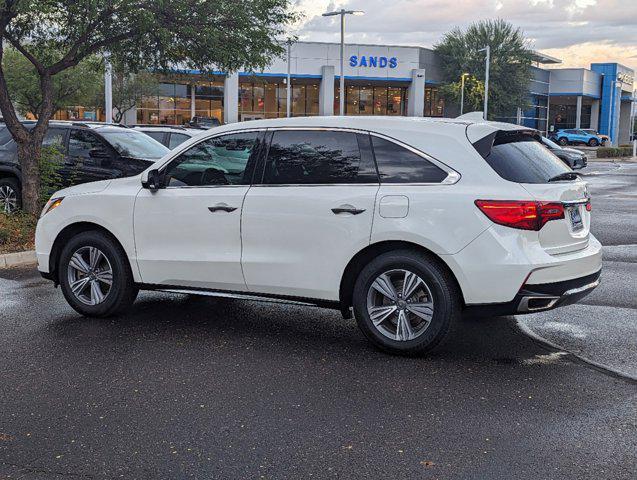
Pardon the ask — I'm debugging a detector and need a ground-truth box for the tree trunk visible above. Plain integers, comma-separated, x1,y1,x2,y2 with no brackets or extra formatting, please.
16,140,42,214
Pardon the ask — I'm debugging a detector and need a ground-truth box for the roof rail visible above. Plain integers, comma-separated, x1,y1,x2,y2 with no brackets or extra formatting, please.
70,121,129,128
133,124,188,130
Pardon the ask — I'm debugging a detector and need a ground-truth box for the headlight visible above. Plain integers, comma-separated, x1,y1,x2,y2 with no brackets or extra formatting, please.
40,197,64,217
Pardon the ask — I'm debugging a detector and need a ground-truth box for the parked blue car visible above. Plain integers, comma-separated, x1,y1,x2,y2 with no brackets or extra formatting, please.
550,129,603,147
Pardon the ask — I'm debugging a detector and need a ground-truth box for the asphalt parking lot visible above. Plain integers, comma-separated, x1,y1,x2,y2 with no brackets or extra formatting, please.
519,161,637,379
1,161,636,479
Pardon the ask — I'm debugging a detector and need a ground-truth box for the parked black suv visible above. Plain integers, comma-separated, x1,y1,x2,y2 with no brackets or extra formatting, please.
0,121,169,213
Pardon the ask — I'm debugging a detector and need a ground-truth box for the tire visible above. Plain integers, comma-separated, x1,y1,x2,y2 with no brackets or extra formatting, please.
588,138,598,147
558,137,568,146
58,231,138,317
0,177,21,214
352,250,461,356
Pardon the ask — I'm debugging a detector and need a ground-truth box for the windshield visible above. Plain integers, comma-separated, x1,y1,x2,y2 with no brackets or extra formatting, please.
476,131,571,184
100,129,169,159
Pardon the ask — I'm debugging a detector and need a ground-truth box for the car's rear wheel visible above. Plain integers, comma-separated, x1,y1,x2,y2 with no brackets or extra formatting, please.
0,177,21,214
352,250,460,356
588,138,599,147
558,137,568,146
58,231,138,317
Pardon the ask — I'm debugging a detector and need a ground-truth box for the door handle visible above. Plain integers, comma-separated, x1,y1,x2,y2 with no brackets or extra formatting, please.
331,205,366,215
208,203,237,213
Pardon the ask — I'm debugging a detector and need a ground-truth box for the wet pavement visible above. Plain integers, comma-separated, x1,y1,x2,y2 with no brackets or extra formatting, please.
1,162,636,479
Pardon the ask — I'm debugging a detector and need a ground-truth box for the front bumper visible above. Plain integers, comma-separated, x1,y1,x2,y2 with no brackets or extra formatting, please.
464,269,600,317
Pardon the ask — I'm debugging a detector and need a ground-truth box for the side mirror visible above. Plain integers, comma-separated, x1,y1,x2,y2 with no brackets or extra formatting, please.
141,168,164,191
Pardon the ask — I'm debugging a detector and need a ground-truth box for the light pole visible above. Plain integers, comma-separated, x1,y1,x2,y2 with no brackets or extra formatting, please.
104,52,113,123
478,46,490,120
460,73,469,115
322,9,364,116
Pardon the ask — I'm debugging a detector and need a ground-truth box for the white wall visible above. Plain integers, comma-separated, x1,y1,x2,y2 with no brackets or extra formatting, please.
263,41,421,79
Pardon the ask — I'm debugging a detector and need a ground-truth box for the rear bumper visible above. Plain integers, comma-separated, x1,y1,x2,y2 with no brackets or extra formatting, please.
464,269,600,317
442,226,602,305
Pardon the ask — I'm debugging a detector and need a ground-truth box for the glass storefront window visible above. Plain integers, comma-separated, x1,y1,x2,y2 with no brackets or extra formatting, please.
373,87,387,115
264,84,278,118
387,88,404,115
358,87,373,115
424,87,444,117
346,85,359,114
336,84,407,116
239,80,321,120
306,85,319,115
277,85,288,118
137,80,223,125
292,85,306,116
195,80,224,124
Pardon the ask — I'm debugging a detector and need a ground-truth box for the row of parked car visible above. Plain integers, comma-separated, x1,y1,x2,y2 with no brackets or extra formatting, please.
0,122,210,213
0,120,589,214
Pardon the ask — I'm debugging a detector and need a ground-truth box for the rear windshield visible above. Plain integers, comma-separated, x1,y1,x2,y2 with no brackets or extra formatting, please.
476,131,570,184
99,129,169,159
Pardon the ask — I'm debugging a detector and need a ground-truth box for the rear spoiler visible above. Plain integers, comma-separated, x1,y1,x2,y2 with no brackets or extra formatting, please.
471,129,543,159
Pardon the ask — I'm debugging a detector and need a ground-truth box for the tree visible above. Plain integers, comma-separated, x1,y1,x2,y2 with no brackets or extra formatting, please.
434,19,534,119
0,0,298,214
2,46,103,118
107,59,160,123
438,75,484,115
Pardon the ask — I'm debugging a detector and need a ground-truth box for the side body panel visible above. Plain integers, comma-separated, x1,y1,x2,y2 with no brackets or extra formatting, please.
241,185,378,300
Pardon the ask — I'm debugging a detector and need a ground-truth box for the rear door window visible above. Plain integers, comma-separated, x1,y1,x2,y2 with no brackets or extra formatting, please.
476,131,570,184
371,136,447,183
262,130,378,185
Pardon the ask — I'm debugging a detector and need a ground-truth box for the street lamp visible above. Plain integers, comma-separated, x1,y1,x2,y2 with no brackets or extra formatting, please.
460,73,469,115
322,9,364,116
478,46,490,120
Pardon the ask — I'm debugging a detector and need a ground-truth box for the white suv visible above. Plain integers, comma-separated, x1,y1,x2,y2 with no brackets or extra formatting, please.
36,116,601,355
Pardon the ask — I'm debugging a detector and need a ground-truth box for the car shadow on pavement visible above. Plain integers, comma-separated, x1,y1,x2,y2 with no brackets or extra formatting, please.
42,292,549,366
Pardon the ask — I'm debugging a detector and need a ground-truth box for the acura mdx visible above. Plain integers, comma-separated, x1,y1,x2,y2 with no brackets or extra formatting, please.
35,116,602,355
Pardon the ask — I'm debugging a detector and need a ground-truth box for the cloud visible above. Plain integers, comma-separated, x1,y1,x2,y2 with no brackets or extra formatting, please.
291,0,637,72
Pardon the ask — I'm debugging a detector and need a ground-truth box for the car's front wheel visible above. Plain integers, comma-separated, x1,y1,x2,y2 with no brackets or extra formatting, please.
588,138,599,147
58,231,138,317
352,250,461,356
0,177,21,214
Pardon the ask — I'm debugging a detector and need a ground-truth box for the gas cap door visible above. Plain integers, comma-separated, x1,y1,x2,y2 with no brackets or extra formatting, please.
379,195,409,218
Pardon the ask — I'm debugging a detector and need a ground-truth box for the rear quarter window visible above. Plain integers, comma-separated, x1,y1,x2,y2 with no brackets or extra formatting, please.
371,136,447,183
475,131,570,184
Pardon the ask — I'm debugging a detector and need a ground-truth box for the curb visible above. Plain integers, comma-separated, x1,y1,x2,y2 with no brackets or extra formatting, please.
516,319,637,384
0,250,37,269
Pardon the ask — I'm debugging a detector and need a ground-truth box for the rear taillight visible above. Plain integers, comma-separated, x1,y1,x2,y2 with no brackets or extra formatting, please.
475,200,564,231
585,201,592,212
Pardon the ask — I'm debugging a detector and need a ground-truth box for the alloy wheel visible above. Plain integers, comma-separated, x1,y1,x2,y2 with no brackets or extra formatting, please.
366,269,434,342
67,246,113,306
0,185,18,214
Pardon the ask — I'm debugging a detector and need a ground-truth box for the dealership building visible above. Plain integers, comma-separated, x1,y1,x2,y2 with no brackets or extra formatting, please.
65,41,635,145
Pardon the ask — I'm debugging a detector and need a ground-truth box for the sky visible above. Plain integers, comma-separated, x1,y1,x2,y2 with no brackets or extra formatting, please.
289,0,637,73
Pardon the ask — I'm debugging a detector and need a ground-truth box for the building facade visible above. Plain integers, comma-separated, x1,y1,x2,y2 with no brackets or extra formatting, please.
59,41,634,145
